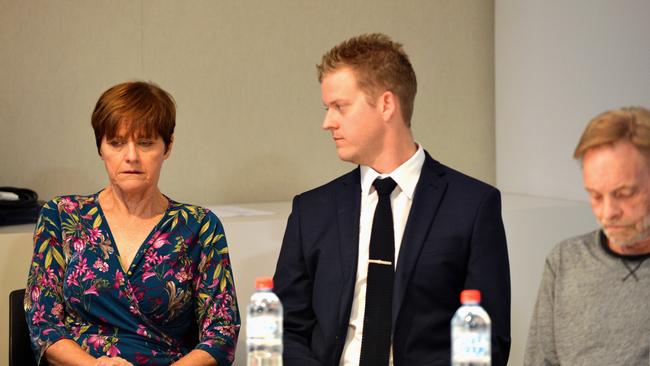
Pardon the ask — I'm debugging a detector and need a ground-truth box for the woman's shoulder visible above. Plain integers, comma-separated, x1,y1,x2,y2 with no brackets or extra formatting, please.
42,193,99,212
166,200,222,226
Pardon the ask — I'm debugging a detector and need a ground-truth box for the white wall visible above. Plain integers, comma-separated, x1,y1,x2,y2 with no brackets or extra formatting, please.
496,1,650,364
502,195,595,366
496,0,650,201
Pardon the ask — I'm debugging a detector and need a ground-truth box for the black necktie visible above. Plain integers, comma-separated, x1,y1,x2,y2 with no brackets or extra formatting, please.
359,177,397,366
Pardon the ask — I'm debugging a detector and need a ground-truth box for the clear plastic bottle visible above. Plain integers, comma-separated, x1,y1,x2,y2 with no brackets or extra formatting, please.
247,277,283,366
451,289,491,366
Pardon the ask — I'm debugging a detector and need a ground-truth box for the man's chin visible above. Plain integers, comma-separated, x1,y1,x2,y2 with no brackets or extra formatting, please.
336,151,358,164
605,232,650,251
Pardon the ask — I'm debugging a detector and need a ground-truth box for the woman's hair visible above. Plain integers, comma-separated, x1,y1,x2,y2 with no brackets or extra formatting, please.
574,106,650,160
91,81,176,154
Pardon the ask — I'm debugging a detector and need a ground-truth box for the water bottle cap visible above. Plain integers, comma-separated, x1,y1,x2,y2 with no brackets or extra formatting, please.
460,289,481,304
255,276,274,290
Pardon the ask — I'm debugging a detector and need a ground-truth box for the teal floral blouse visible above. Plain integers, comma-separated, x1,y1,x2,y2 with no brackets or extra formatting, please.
25,194,240,365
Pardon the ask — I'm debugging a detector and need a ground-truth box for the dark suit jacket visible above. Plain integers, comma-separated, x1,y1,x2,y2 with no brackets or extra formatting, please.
273,152,511,366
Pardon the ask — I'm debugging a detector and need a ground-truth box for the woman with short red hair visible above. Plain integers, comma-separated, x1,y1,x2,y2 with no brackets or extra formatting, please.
25,81,240,366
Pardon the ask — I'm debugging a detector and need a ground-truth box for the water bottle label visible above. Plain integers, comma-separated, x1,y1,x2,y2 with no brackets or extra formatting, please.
248,315,279,338
452,332,490,362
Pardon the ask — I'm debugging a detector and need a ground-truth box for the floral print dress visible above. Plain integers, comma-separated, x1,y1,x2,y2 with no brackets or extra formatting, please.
25,193,240,365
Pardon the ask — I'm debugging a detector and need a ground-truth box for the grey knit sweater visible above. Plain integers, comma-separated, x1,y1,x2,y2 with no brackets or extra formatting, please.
524,230,650,366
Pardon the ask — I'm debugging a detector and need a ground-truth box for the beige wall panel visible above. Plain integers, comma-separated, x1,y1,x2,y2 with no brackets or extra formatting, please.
1,0,494,205
0,0,142,197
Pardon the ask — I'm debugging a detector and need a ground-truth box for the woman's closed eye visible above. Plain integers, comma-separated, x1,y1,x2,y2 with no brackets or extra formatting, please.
108,140,125,148
137,139,154,147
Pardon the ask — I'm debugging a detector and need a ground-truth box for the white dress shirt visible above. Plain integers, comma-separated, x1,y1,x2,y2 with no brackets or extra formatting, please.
340,144,425,366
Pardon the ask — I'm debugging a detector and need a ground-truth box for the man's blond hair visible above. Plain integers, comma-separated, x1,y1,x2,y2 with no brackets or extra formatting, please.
317,33,417,126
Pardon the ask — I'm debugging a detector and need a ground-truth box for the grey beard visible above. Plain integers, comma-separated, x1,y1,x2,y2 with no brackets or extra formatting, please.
604,213,650,249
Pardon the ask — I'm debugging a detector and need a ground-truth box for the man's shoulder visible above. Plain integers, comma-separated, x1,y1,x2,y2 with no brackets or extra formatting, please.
547,230,600,263
426,155,499,195
295,168,359,201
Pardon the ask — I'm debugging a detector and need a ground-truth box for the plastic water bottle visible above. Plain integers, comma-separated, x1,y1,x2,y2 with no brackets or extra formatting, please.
247,277,283,366
451,289,491,366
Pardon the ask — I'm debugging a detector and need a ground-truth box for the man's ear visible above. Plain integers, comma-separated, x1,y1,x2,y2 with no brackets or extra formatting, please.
378,91,397,122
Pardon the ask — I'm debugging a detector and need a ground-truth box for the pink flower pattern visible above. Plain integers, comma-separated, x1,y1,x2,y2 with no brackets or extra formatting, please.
87,334,106,350
107,344,121,357
59,197,78,214
148,231,171,249
93,258,109,272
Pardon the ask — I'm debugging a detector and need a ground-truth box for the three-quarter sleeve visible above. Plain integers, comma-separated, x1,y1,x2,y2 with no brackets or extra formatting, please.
192,211,241,364
25,198,73,363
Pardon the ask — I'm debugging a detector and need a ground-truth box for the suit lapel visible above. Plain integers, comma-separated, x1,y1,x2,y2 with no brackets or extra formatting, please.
336,168,362,329
392,154,447,327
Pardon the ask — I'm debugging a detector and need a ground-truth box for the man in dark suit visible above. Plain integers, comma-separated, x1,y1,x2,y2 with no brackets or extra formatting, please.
273,33,510,366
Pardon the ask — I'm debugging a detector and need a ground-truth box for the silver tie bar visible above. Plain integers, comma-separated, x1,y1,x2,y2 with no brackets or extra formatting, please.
368,259,392,266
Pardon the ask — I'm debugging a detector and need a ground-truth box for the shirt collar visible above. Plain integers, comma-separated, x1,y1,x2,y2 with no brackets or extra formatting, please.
360,143,425,199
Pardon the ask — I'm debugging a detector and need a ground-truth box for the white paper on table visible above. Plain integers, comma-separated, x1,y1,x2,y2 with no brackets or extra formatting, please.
207,205,274,218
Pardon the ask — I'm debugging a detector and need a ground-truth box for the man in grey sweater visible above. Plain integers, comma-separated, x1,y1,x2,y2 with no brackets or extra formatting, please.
525,107,650,366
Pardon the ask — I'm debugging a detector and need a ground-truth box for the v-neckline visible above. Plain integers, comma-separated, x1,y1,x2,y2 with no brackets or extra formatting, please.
94,192,172,278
